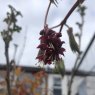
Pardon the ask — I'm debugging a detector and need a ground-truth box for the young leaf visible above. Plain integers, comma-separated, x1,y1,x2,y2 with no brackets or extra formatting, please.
75,33,80,38
54,58,65,77
67,27,80,54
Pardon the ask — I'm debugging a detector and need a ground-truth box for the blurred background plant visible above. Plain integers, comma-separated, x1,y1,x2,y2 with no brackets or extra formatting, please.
67,4,87,95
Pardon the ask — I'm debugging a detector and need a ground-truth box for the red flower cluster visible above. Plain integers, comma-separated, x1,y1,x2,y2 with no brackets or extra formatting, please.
36,27,65,64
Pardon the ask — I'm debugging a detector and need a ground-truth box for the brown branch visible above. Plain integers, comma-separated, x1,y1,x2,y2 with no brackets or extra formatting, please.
60,0,85,31
5,43,11,95
50,0,85,32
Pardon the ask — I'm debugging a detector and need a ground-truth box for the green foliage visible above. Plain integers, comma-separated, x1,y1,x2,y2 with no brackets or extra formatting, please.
77,5,87,17
1,5,22,44
76,22,82,30
67,27,80,54
75,32,80,38
54,58,65,77
76,5,87,31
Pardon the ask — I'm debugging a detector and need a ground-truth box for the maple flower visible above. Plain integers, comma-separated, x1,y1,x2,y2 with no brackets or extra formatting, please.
36,26,65,65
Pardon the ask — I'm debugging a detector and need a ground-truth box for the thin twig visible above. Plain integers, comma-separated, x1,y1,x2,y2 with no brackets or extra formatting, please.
65,24,70,28
44,1,52,27
67,55,80,95
50,24,60,29
17,28,27,65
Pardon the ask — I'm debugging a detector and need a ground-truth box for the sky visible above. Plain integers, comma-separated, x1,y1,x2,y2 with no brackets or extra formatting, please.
0,0,95,70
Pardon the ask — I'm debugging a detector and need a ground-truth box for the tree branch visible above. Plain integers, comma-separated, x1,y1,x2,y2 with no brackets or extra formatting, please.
5,43,11,95
50,0,85,32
